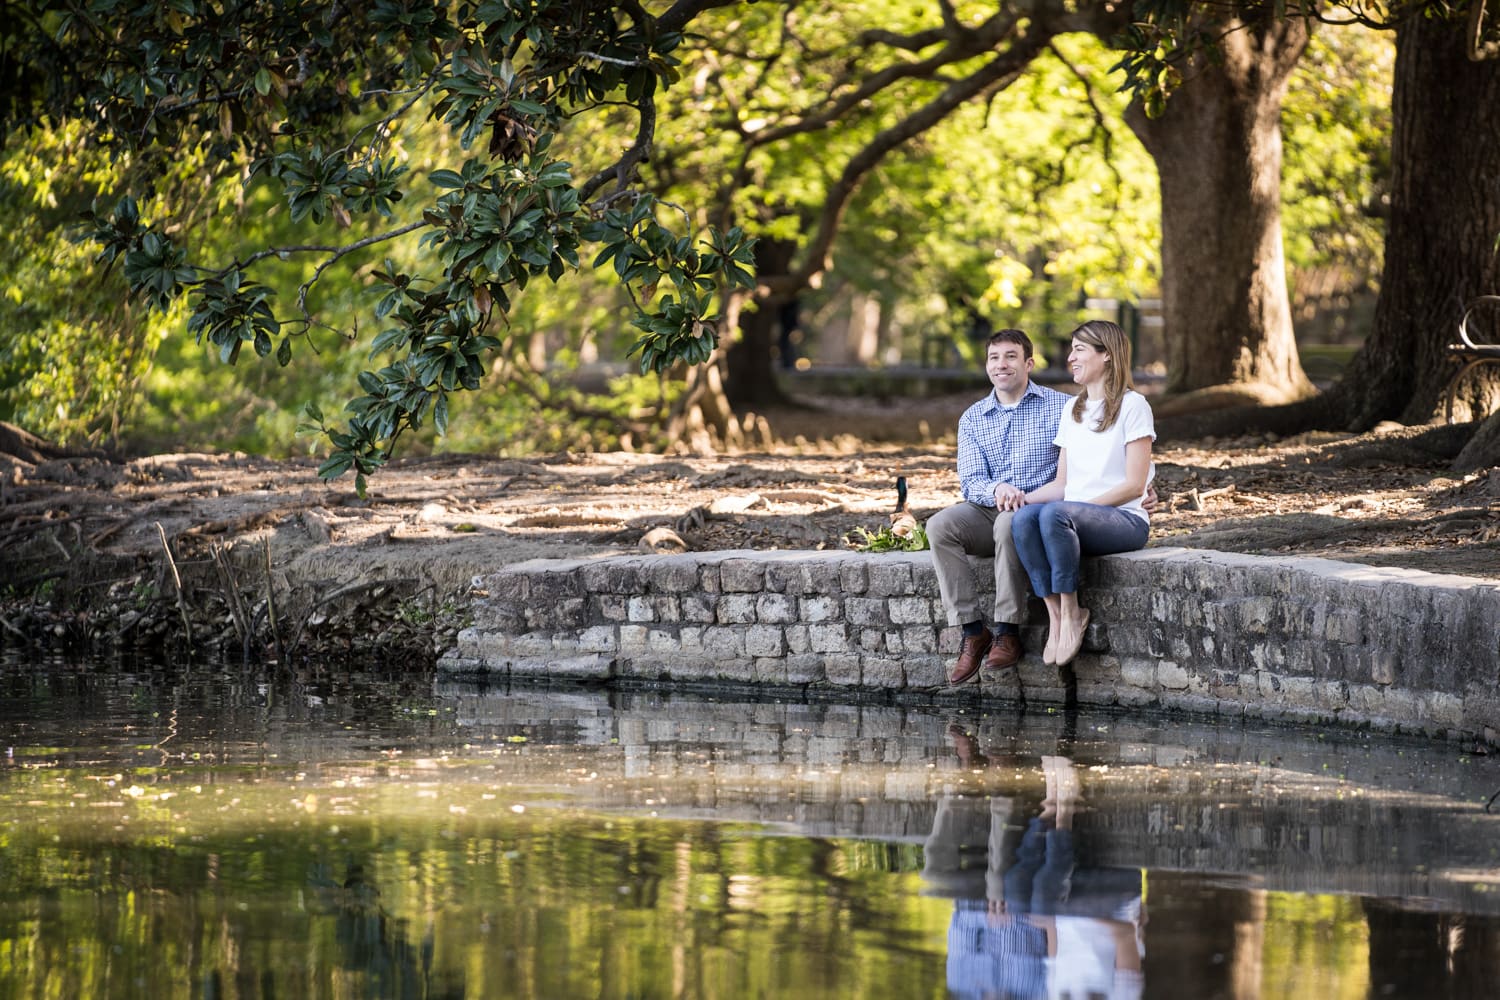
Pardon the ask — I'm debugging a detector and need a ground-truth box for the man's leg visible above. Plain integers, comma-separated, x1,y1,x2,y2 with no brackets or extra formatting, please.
928,502,999,683
928,502,998,627
984,508,1031,670
989,507,1031,629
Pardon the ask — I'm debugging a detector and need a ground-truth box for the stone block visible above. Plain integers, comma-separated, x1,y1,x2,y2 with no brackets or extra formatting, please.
485,573,530,603
746,625,787,658
646,628,682,654
518,652,611,679
583,561,642,594
1120,658,1156,690
702,626,746,657
802,595,841,622
706,658,757,683
785,624,811,654
617,624,649,652
798,560,848,595
862,656,905,689
647,559,700,593
888,596,933,625
680,594,717,624
578,626,617,653
839,561,869,595
857,630,885,652
756,593,797,624
809,623,850,654
720,558,765,592
627,596,656,623
904,655,947,689
823,654,862,686
596,594,629,622
1277,675,1317,709
534,570,584,602
785,654,826,685
867,561,914,597
753,657,789,685
717,594,757,624
912,566,942,598
1317,679,1351,712
651,596,682,623
1419,691,1465,729
846,597,889,627
901,628,939,654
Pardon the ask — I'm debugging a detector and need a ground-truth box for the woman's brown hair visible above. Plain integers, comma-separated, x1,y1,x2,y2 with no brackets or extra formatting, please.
1068,320,1134,432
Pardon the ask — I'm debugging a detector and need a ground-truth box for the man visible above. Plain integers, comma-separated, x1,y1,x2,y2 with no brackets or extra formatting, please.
928,329,1070,685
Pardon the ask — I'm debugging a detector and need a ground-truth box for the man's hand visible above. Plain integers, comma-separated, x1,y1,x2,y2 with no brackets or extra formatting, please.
1142,483,1160,513
993,483,1026,510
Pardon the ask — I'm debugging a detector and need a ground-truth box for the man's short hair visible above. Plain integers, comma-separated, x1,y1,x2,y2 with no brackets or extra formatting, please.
986,328,1033,360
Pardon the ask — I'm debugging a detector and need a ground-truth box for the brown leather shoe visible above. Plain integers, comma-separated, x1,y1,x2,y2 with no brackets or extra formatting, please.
985,633,1023,671
948,631,992,685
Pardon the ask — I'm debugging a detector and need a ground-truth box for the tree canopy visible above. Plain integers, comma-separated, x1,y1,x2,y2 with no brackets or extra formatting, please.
4,1,759,491
3,0,1488,475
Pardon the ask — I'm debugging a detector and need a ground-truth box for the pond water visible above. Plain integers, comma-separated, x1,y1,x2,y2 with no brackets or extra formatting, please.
2,663,1499,999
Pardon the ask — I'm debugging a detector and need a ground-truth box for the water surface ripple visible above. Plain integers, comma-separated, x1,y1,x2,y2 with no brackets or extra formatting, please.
1,665,1497,998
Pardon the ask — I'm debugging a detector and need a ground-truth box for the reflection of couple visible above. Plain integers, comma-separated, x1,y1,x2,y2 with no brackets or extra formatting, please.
923,729,1144,1000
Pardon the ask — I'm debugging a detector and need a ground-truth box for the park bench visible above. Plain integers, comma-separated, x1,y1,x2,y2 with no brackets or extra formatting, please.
1445,295,1500,423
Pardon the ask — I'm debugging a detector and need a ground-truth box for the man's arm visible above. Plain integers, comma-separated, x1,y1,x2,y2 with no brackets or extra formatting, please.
956,412,1001,507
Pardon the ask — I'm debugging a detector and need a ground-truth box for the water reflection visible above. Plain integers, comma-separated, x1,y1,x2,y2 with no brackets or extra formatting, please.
924,730,1145,1000
1,664,1500,997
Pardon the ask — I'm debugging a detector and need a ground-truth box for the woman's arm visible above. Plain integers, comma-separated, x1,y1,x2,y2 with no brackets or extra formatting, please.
1087,436,1152,508
1023,448,1068,505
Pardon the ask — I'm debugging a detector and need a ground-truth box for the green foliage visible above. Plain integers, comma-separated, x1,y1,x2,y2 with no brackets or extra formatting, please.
0,121,202,447
650,10,1163,365
4,2,757,488
1280,26,1392,301
849,522,930,553
584,196,756,373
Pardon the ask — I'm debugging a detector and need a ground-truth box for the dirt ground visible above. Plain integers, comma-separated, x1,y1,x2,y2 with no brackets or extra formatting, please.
4,391,1498,606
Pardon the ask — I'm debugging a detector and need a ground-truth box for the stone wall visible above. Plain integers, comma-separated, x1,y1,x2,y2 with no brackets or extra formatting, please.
440,547,1500,742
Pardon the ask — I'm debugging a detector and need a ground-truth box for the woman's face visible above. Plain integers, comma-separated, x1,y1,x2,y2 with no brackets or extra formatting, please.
1067,338,1110,388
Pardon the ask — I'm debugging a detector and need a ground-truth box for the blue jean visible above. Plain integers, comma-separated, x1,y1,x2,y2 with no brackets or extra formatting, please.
1011,502,1148,597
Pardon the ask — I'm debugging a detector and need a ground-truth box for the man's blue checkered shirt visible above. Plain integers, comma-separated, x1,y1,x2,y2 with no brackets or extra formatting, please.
955,381,1072,506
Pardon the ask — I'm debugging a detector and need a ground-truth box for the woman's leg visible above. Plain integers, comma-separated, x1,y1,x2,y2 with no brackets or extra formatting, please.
1034,503,1149,663
1041,594,1062,665
1012,506,1063,662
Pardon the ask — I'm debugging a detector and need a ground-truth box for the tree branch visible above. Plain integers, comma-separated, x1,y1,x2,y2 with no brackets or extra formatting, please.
579,93,657,202
773,38,1058,295
747,8,1026,149
292,220,430,318
1047,41,1126,210
217,220,425,276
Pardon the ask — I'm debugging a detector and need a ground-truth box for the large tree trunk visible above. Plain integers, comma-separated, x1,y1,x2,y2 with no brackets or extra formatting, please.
1126,12,1314,413
1335,12,1500,438
723,238,799,409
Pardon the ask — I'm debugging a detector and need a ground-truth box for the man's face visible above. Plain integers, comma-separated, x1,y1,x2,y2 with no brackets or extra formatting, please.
986,342,1033,396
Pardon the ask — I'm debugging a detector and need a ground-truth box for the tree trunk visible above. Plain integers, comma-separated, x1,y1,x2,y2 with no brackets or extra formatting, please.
724,238,799,409
1126,12,1314,413
1334,12,1500,438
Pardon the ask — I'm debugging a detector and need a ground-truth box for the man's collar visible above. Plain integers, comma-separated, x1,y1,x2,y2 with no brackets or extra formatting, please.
984,379,1039,411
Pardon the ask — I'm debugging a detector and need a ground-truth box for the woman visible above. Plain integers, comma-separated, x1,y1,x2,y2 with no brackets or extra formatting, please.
1012,320,1154,666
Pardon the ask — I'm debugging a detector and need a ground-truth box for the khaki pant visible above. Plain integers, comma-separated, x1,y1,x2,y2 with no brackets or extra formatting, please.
927,502,1030,627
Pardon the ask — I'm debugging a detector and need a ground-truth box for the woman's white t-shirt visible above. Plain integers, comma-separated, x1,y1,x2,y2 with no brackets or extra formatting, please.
1055,390,1156,524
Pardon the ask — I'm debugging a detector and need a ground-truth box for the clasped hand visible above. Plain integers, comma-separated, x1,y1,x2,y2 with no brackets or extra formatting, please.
993,483,1027,510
